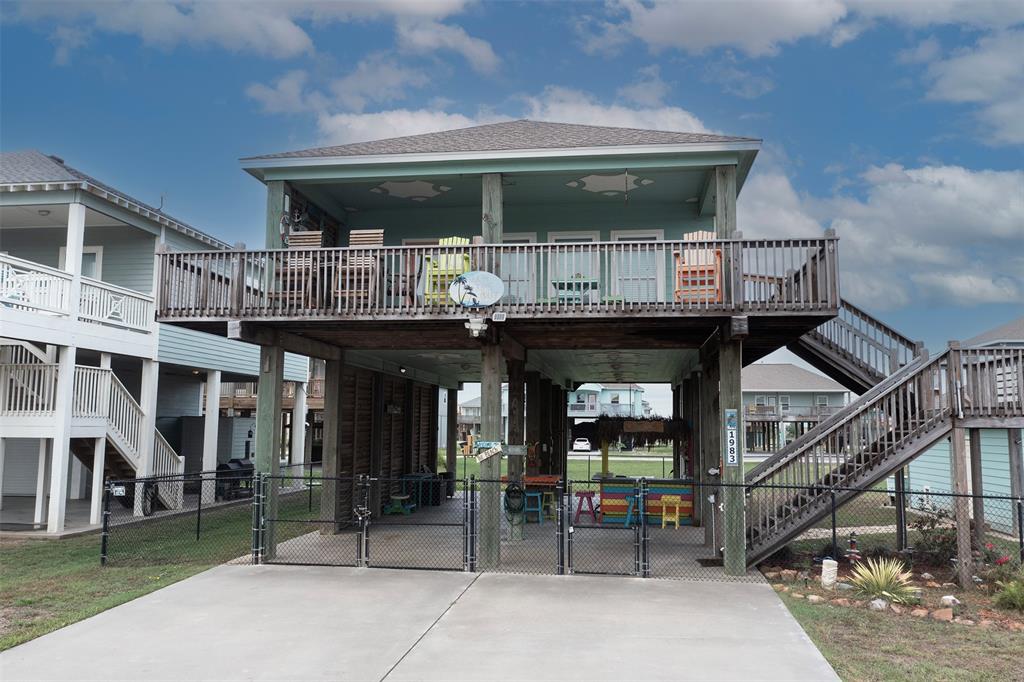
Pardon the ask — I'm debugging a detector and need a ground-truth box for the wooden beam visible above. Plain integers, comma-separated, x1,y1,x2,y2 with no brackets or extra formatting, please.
714,165,737,238
507,357,526,481
481,173,503,244
525,370,541,447
320,357,344,533
255,345,283,557
720,336,746,576
947,341,973,589
266,180,286,249
228,320,342,360
969,428,986,548
479,342,503,569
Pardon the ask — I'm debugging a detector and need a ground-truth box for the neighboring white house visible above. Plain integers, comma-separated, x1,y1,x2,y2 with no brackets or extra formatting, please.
0,151,308,534
567,383,651,419
741,363,850,459
907,318,1024,534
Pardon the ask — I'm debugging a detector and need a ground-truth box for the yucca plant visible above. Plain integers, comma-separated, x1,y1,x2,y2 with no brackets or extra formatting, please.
849,556,918,604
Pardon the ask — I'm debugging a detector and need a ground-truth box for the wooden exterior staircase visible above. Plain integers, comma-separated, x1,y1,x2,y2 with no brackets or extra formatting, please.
745,302,1024,566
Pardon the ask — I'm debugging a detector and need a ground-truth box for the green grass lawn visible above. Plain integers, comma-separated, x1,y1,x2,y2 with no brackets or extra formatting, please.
0,488,320,651
780,591,1024,681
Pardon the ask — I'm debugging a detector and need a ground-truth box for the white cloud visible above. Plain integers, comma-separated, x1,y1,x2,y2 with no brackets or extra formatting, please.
617,65,670,106
739,161,1024,309
246,70,328,115
897,36,941,64
315,109,491,146
702,58,775,99
396,19,499,74
330,54,430,112
584,0,1024,57
50,24,90,65
523,86,708,133
14,0,486,63
921,30,1024,144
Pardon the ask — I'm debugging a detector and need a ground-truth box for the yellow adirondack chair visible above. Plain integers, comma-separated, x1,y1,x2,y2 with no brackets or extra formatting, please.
423,236,471,303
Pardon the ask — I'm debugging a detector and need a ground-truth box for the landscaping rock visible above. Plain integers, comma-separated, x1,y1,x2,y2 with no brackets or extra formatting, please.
931,608,954,622
791,593,804,599
940,595,961,607
890,604,904,615
908,587,924,600
780,569,798,582
836,582,855,592
806,595,825,604
832,598,852,607
953,618,975,626
869,598,889,611
920,572,934,580
925,581,941,588
763,571,781,581
941,582,957,588
771,583,787,592
910,608,929,618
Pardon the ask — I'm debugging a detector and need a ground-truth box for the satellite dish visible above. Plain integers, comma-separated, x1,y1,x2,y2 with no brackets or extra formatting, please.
449,271,504,308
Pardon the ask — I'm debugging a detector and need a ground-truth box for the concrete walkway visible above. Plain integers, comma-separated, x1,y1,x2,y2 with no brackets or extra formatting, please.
0,566,837,682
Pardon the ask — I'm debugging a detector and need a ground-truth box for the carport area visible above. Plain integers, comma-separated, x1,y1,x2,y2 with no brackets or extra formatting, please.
0,565,837,682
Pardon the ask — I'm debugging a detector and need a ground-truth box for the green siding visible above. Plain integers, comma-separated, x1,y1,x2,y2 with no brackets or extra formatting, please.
157,324,308,382
908,429,1021,533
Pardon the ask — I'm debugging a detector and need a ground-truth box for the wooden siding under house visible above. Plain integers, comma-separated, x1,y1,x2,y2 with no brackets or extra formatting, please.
153,121,1024,577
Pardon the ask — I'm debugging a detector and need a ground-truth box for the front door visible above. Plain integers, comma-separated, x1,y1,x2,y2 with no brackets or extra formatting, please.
501,233,537,304
611,230,664,303
547,231,600,302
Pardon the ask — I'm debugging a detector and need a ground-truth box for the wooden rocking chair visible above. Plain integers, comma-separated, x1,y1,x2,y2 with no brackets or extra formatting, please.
336,229,384,309
272,230,325,309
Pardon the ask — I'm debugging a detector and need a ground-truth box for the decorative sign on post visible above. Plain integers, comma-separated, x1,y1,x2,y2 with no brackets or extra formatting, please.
449,271,504,308
624,420,664,433
111,485,126,497
475,442,503,463
724,408,739,467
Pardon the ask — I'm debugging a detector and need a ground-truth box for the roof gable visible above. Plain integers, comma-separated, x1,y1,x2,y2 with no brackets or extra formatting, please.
244,119,760,161
964,317,1024,348
742,364,848,392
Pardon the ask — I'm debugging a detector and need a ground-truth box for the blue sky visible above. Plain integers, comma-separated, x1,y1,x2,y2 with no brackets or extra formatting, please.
2,1,1022,395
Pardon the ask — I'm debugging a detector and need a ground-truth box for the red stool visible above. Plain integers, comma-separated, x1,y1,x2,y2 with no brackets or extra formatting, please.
574,490,597,524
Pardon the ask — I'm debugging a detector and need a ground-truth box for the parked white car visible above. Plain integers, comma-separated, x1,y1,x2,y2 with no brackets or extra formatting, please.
572,438,592,452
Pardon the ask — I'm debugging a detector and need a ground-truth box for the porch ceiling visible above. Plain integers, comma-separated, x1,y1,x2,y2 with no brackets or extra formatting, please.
292,167,708,215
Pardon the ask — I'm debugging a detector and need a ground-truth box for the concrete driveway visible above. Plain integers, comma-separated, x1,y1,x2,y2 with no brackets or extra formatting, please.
0,566,837,682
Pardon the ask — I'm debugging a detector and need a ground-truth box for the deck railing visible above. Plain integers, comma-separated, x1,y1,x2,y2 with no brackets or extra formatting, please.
1,253,153,333
0,363,58,416
156,237,839,321
79,276,154,332
0,254,71,316
72,366,111,419
804,300,921,378
744,404,844,419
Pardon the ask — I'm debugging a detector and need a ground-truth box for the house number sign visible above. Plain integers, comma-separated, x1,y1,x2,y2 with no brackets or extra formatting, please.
724,408,739,467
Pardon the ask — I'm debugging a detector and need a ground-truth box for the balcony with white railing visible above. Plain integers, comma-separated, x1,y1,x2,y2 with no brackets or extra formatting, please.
1,253,155,337
744,404,844,420
156,236,839,322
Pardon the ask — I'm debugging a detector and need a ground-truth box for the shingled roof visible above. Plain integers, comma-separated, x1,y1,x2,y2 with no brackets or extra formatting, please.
964,317,1024,348
742,364,848,393
244,119,760,161
0,150,229,249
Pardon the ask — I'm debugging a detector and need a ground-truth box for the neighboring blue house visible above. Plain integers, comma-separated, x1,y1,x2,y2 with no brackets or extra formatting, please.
0,151,308,533
568,383,651,419
906,317,1024,534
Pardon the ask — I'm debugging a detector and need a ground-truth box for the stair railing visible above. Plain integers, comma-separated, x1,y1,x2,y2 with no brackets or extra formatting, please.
0,363,58,416
746,351,952,548
72,366,110,419
803,300,922,379
153,430,185,509
107,372,143,465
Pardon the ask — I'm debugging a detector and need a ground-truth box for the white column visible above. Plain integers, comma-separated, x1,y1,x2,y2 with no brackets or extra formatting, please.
34,440,49,525
0,438,5,511
64,202,86,276
69,457,85,500
47,344,76,532
89,437,105,525
201,370,221,503
134,359,159,516
291,382,307,471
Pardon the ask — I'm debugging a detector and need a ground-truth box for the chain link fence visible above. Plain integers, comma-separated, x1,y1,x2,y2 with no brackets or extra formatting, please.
103,472,1023,584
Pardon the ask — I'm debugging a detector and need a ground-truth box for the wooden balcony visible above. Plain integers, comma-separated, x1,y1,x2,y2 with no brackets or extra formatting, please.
156,236,839,323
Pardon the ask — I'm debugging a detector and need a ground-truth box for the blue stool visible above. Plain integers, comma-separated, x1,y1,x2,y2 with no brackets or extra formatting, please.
524,491,544,524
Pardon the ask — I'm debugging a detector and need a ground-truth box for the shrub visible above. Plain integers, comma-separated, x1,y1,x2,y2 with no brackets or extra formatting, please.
994,579,1024,612
910,507,957,567
849,556,918,604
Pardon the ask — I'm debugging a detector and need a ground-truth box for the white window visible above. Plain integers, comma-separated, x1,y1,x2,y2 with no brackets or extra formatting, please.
816,395,829,406
58,245,103,278
755,395,766,406
779,395,791,412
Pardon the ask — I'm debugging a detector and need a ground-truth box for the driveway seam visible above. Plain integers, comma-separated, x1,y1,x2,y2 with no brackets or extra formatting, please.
379,572,481,682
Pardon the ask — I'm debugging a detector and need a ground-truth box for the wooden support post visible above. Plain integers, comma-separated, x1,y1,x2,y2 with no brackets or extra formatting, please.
969,428,986,548
699,337,722,548
601,440,610,477
446,388,458,475
479,342,503,569
291,381,307,470
894,467,908,551
525,370,541,450
672,384,681,477
684,376,701,525
506,357,526,481
1009,429,1023,537
720,336,746,576
320,357,343,533
255,345,284,556
539,377,553,474
714,165,739,304
201,370,221,503
481,173,503,244
947,341,974,589
266,180,287,249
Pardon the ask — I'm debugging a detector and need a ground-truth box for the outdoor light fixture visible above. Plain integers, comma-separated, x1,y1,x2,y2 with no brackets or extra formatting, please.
37,209,50,216
465,316,488,338
399,366,407,374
